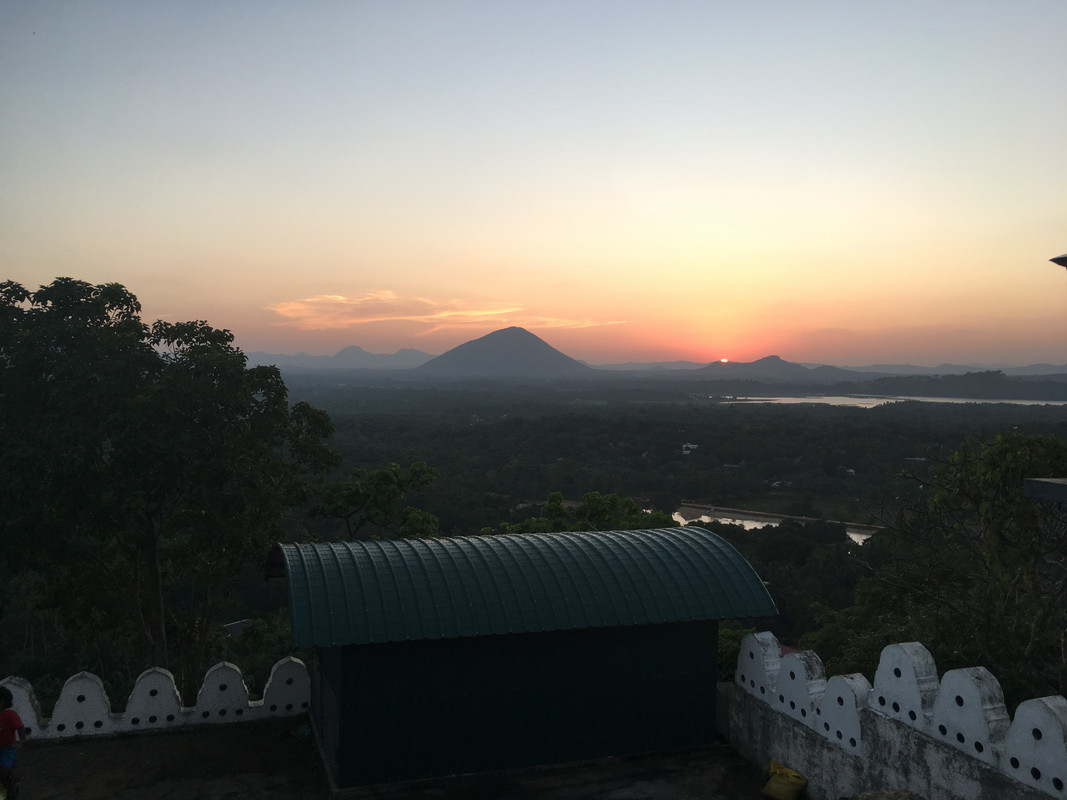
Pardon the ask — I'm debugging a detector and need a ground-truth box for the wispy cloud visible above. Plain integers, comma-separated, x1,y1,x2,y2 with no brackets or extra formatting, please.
267,292,623,334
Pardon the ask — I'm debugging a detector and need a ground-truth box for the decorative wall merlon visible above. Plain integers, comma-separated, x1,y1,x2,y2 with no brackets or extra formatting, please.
815,673,870,755
735,629,780,701
929,666,1009,765
870,640,938,726
776,650,825,728
0,656,310,740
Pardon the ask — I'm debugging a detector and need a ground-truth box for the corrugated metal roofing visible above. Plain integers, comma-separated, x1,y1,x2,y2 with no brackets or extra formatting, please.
272,527,777,648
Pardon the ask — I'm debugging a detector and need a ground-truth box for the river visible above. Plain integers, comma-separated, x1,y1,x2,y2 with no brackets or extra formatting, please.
717,395,1067,408
674,504,880,544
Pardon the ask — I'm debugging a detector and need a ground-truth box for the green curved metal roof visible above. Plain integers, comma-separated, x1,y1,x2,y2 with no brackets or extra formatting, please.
272,527,776,648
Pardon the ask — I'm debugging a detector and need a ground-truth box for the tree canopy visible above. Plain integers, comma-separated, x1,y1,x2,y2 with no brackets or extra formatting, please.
803,432,1067,706
0,278,337,692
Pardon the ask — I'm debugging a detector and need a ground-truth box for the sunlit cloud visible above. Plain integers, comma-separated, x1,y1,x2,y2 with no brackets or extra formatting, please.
267,292,624,334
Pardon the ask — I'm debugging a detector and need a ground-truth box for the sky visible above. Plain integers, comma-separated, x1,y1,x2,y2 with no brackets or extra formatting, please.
3,1,1067,366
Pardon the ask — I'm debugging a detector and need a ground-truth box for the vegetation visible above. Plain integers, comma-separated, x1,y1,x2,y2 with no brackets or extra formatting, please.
486,491,676,535
804,433,1067,707
5,277,1067,713
0,278,337,697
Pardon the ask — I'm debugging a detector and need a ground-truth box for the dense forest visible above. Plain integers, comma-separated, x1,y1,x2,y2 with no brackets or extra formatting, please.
3,279,1066,714
286,374,1067,535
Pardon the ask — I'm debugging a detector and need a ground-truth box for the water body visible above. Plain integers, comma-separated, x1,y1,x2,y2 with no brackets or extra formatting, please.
674,505,878,545
718,395,1067,408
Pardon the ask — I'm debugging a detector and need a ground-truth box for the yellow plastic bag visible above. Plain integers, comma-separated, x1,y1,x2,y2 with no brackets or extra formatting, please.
761,760,807,800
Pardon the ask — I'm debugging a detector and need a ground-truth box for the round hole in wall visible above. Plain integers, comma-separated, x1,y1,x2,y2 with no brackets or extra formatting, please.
166,714,175,722
878,696,886,707
800,709,806,718
149,689,158,697
270,704,278,712
974,741,984,754
739,673,746,684
56,724,66,732
760,687,766,695
893,667,901,678
789,701,796,710
1033,728,1044,741
131,717,140,726
1052,777,1063,791
285,703,293,711
76,695,86,703
824,722,830,732
750,680,756,689
93,720,102,729
75,721,84,730
286,678,294,685
301,702,308,709
836,730,842,740
219,684,228,692
815,707,821,715
956,733,965,744
789,671,796,681
892,702,900,713
749,651,754,660
1033,768,1043,781
201,711,210,719
849,737,857,747
149,716,157,724
1010,757,1020,769
779,695,785,704
837,696,844,706
908,710,917,721
955,695,964,707
218,709,227,717
938,725,948,736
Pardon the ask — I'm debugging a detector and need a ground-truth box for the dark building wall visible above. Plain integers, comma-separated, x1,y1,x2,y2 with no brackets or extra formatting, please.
310,648,342,781
328,619,720,787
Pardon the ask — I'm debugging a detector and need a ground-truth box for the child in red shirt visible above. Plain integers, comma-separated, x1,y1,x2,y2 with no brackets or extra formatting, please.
0,686,27,800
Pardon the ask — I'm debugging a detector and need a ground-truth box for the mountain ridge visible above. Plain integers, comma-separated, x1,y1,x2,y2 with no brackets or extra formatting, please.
246,331,1067,379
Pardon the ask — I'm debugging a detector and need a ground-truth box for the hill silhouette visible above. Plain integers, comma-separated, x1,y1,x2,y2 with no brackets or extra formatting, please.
697,355,870,383
247,345,433,370
416,327,592,378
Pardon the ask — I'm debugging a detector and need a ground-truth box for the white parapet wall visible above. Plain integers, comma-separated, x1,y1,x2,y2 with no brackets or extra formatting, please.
726,631,1067,800
0,656,310,739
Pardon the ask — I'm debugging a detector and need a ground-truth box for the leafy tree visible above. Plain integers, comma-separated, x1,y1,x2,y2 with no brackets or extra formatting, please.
0,278,337,694
489,491,677,534
803,433,1067,706
311,461,440,539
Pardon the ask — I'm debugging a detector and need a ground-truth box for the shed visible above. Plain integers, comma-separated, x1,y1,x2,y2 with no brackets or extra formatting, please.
269,526,776,788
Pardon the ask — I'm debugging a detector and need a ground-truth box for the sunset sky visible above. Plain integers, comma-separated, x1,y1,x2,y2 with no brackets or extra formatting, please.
3,1,1067,366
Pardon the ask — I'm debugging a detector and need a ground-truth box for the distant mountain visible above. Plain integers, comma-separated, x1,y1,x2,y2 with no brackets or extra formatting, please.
415,327,592,378
839,362,1067,377
246,346,434,370
694,355,875,383
246,343,1067,382
592,360,708,371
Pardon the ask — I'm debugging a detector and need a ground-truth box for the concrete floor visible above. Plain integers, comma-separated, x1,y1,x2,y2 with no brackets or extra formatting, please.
19,716,769,799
